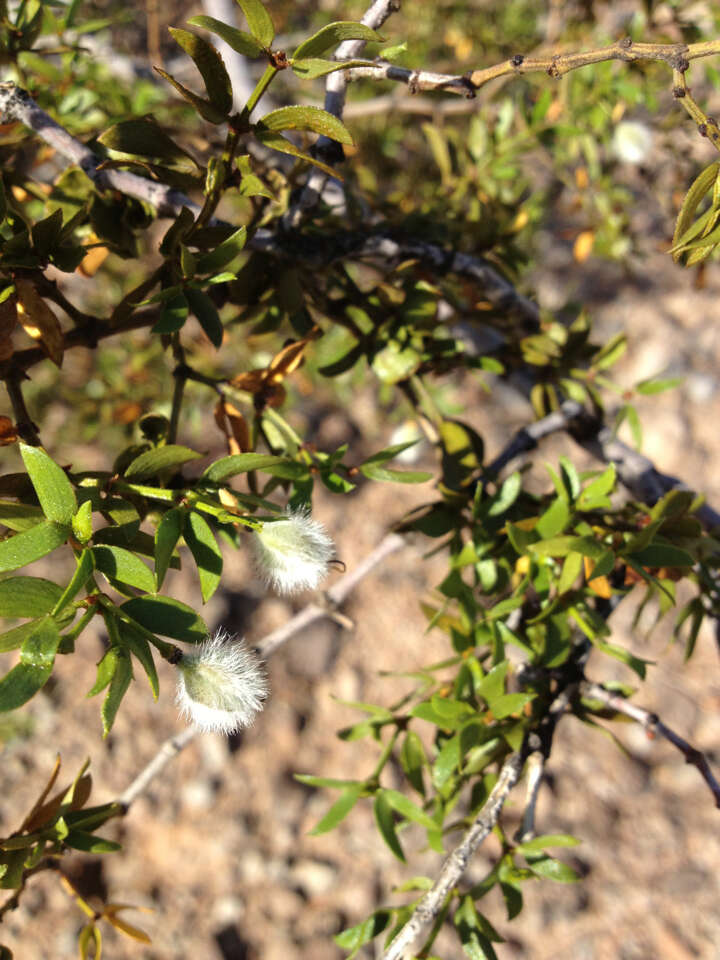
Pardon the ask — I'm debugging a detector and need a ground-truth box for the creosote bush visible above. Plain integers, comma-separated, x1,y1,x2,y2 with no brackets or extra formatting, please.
0,0,719,957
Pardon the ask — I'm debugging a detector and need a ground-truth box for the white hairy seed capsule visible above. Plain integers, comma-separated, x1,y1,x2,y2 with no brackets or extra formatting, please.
612,120,653,165
252,508,334,595
176,629,268,735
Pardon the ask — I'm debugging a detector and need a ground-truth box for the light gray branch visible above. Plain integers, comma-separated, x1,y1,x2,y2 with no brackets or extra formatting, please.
283,0,402,228
345,60,475,97
381,751,525,960
0,83,196,219
581,681,720,809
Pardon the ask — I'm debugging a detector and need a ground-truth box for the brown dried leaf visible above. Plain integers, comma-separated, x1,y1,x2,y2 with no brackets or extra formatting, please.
15,278,64,367
0,416,17,446
78,244,110,278
267,338,310,382
0,295,16,362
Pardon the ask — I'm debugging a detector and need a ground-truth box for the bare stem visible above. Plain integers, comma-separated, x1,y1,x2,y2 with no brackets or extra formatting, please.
581,681,720,809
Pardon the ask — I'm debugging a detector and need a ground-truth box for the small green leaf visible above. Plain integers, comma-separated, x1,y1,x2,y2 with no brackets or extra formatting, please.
487,472,521,516
490,692,534,719
515,834,580,855
52,549,95,616
120,596,207,643
253,129,341,177
359,464,432,484
88,646,118,697
92,545,156,594
524,854,579,883
309,784,363,835
188,15,264,56
72,500,93,543
184,511,222,603
293,21,383,59
155,507,184,590
98,118,192,161
0,500,44,532
101,649,132,736
381,789,438,832
124,445,202,481
558,551,583,594
154,67,228,123
186,288,223,347
64,830,121,853
334,910,393,954
118,621,159,699
153,292,189,334
196,225,247,273
20,443,77,524
203,453,296,481
0,520,69,573
290,57,371,79
628,543,694,568
235,0,274,48
257,105,353,144
169,28,233,116
0,620,45,653
399,731,426,796
0,617,60,711
373,791,405,862
0,576,63,618
635,377,683,396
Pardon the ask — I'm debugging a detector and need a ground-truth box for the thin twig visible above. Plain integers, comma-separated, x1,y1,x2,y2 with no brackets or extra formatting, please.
283,0,402,228
118,532,407,810
515,750,544,842
581,681,720,809
381,751,525,960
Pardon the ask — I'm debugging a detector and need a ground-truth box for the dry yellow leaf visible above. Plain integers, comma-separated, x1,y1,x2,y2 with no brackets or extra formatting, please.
584,556,612,598
573,230,595,263
15,278,64,367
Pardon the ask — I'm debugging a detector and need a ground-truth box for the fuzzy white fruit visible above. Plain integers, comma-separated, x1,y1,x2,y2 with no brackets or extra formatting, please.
176,630,268,735
252,508,335,595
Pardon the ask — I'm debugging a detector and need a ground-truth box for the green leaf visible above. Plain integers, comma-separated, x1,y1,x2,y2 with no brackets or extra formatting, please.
20,443,77,524
309,784,363,835
0,620,46,653
155,507,184,590
52,549,95,616
154,67,228,124
290,57,371,79
578,464,616,508
169,28,233,116
124,445,202,480
64,830,121,853
257,105,353,145
628,543,694,568
635,377,683,396
535,497,570,539
196,226,247,273
558,551,583,594
530,535,607,560
487,472,521,517
334,910,393,955
399,731,426,796
72,500,93,543
235,0,274,47
515,834,580,855
253,129,341,177
359,464,432,484
293,21,383,59
0,500,44,532
381,789,438,832
186,288,223,347
188,15,264,56
118,621,159,699
184,511,222,603
88,646,118,697
0,576,63,618
294,774,360,789
373,791,405,862
490,692,534,719
0,521,69,573
92,546,156,593
101,649,132,736
98,118,192,161
120,596,207,643
0,617,60,711
432,733,460,788
524,854,578,883
203,453,295,481
153,292,189,335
